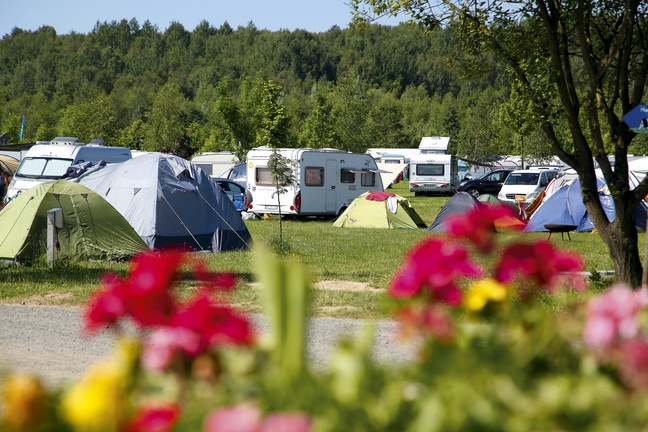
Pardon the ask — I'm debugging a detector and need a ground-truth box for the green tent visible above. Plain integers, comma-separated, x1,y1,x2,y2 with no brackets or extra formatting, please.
333,191,427,229
0,180,148,263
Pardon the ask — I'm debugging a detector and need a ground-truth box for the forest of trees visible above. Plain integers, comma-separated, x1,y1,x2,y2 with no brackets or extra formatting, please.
1,18,644,162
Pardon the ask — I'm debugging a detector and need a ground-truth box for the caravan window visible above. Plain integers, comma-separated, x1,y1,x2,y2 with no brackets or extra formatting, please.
255,167,274,186
340,168,355,183
305,167,324,186
361,171,376,187
416,164,445,176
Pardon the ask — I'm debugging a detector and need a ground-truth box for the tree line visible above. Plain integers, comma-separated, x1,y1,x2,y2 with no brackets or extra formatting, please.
1,18,644,162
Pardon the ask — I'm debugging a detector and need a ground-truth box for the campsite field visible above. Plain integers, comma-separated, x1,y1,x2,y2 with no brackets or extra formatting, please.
0,181,634,318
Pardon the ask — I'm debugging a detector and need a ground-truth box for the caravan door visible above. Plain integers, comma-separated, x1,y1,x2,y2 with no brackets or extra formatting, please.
325,159,337,213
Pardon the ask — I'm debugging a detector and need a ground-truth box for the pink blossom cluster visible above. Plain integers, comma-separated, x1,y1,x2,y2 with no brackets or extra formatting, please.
583,285,648,389
390,204,585,339
205,404,312,432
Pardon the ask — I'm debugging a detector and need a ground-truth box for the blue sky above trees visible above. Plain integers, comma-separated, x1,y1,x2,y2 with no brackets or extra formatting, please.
1,0,405,36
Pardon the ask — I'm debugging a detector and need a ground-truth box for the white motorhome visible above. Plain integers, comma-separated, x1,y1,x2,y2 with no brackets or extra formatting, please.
246,147,384,217
408,136,462,195
6,137,132,202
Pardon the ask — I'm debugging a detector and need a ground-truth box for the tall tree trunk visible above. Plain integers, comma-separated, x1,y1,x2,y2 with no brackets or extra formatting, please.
583,183,643,287
597,219,642,287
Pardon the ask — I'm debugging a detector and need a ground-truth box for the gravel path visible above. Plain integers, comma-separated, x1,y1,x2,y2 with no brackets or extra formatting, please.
0,305,417,387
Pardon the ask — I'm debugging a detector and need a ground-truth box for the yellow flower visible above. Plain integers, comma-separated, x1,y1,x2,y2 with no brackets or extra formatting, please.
1,374,48,431
60,361,128,432
464,278,509,311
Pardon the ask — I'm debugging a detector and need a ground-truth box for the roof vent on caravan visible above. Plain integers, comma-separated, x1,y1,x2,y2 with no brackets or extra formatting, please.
419,136,450,155
89,139,105,146
51,137,83,146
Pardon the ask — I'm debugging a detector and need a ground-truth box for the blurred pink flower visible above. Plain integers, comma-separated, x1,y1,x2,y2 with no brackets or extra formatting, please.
583,284,647,350
398,303,456,343
389,238,482,306
123,402,180,432
494,240,584,293
615,338,648,390
204,404,263,432
141,327,203,371
262,412,312,432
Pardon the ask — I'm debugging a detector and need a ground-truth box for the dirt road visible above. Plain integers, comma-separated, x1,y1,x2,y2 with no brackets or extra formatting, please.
0,305,416,387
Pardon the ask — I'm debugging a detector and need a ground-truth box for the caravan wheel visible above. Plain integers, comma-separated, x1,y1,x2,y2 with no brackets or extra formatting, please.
337,206,347,216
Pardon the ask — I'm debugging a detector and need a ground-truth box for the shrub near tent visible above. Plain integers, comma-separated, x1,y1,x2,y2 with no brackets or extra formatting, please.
0,180,147,263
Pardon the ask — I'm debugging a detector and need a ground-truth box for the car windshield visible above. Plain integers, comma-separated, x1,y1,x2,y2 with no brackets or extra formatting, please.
505,172,540,185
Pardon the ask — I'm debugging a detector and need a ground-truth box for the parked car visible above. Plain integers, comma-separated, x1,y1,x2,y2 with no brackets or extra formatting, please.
212,178,253,212
221,163,247,188
457,169,513,197
497,168,559,203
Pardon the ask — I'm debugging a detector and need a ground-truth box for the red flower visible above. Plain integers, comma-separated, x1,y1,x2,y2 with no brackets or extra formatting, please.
389,238,483,306
118,251,184,327
83,273,127,335
192,259,238,292
445,205,514,253
123,403,180,432
494,241,584,293
173,294,255,347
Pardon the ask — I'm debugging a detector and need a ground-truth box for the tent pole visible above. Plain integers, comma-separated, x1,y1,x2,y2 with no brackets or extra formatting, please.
47,208,62,268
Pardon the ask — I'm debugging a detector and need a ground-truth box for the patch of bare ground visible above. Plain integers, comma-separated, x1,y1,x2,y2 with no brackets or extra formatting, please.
0,292,75,306
247,280,380,292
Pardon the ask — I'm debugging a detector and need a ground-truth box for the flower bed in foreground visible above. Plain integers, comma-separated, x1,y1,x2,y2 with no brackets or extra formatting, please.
2,205,648,431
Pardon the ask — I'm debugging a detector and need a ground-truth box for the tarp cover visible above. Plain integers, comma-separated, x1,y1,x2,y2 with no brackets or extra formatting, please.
333,191,426,229
0,180,147,262
78,153,251,251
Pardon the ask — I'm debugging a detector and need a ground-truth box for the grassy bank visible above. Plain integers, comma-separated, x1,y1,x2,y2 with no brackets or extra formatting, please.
0,181,633,317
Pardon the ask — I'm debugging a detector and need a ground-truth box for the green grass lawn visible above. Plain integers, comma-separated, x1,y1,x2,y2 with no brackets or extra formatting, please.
0,180,636,318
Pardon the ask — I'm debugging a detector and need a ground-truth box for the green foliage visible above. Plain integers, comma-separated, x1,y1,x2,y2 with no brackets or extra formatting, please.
57,92,117,143
0,21,519,162
144,82,190,152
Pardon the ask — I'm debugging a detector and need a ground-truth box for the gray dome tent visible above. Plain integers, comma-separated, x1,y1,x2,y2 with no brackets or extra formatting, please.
76,153,251,252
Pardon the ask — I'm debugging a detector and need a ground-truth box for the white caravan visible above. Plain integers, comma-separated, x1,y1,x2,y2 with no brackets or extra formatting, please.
408,136,462,195
190,151,238,178
6,137,132,202
409,153,460,195
246,147,384,217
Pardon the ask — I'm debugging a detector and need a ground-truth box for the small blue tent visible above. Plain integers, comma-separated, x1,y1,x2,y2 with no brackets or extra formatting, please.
524,178,647,232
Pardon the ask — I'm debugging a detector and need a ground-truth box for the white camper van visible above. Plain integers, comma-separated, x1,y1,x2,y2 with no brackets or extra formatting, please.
246,147,384,217
6,137,132,202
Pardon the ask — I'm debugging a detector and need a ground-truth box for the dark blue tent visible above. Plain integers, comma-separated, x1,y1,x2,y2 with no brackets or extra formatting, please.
428,192,484,233
524,178,647,232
